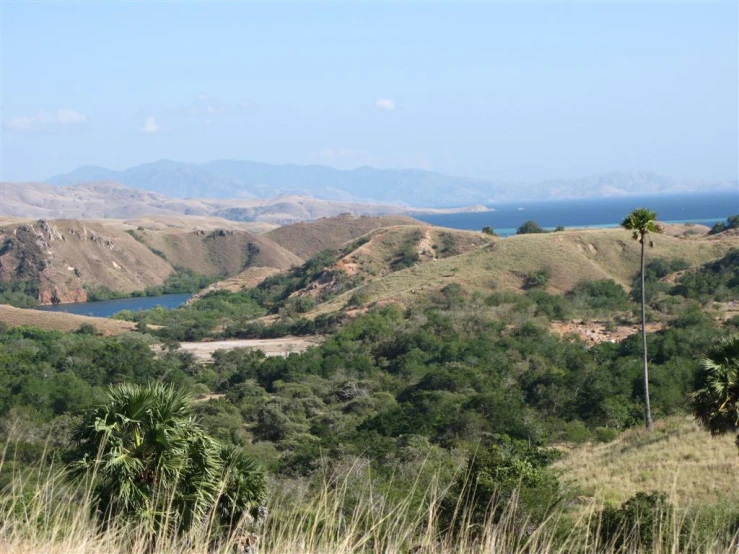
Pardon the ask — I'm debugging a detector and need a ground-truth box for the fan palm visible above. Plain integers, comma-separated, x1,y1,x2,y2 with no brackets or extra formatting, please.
692,335,739,450
621,208,663,431
71,383,221,531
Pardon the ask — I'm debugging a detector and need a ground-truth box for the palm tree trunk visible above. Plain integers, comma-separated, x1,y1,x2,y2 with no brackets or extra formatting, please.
641,238,653,431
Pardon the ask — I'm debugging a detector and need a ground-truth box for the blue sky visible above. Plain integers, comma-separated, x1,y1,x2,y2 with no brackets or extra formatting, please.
2,1,737,183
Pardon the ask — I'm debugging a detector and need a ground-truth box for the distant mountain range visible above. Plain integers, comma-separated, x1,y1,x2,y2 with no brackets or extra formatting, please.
47,160,737,207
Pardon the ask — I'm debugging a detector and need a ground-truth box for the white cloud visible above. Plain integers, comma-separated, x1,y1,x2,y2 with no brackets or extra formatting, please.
56,109,87,125
375,98,395,111
5,109,87,131
139,116,160,134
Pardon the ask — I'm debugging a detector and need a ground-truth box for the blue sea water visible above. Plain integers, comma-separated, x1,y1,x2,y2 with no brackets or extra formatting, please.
415,191,739,237
36,293,192,318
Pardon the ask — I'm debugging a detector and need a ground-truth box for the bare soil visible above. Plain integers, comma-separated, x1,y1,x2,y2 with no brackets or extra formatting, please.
551,320,664,345
176,336,320,362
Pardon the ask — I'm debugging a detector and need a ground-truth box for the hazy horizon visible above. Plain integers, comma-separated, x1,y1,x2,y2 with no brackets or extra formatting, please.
2,2,738,185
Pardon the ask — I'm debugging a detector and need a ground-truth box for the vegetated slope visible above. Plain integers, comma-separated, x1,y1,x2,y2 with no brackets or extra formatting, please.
0,304,135,335
130,228,302,276
553,416,739,507
264,214,422,259
251,225,494,311
188,267,283,301
307,228,739,316
0,219,174,304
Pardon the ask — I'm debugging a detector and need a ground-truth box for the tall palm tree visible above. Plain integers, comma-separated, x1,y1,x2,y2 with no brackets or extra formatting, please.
621,208,663,431
692,335,739,451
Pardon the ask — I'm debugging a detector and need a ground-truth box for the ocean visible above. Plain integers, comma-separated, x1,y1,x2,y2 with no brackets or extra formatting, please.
415,191,739,237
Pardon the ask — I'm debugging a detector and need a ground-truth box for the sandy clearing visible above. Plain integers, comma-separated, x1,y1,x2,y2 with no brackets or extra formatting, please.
176,336,320,362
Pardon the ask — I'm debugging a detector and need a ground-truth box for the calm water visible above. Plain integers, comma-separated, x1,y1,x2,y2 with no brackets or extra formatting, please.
416,191,739,236
37,293,192,318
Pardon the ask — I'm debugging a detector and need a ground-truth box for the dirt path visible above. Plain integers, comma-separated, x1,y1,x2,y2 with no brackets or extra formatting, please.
176,336,320,362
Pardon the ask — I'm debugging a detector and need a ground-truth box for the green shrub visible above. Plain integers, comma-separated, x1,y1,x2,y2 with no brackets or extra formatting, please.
595,491,673,552
516,220,545,234
568,279,630,312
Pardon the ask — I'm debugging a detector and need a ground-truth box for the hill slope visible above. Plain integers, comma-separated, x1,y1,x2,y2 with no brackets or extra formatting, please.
129,227,302,276
0,181,486,224
554,416,739,507
0,219,302,304
292,227,739,317
264,214,421,259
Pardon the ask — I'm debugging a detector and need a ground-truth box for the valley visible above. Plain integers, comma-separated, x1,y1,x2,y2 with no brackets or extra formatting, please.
1,207,739,554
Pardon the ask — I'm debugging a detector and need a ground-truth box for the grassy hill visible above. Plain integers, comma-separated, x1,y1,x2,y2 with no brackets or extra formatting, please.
0,219,174,304
554,416,739,508
307,227,739,316
0,304,135,335
264,213,421,259
129,227,302,276
0,218,302,305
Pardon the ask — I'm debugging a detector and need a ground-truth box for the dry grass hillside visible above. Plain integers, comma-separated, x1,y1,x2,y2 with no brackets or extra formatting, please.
264,214,421,259
0,304,135,335
554,416,739,508
131,228,302,276
0,219,174,304
1,182,486,225
306,227,739,316
96,215,278,234
0,218,302,304
332,225,492,278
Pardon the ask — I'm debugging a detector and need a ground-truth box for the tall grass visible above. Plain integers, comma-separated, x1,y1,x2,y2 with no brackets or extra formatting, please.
2,451,738,554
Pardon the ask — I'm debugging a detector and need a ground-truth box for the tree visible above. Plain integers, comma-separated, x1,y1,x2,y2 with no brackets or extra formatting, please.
70,383,265,533
708,215,739,236
621,208,663,431
516,220,545,235
692,335,739,451
481,226,497,236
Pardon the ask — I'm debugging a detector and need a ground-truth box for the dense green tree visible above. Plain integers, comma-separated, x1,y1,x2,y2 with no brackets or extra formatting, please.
621,208,663,431
516,220,545,234
692,335,739,451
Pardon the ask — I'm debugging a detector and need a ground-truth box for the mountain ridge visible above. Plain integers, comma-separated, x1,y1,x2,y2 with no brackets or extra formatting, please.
47,160,736,206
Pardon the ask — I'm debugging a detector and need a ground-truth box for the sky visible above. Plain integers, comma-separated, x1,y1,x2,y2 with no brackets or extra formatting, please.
1,1,737,183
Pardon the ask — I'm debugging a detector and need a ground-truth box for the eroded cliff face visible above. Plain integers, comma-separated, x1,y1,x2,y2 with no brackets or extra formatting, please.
0,219,173,304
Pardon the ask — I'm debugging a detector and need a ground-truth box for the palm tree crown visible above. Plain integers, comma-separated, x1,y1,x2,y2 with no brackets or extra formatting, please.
620,208,662,246
692,335,739,450
71,382,265,533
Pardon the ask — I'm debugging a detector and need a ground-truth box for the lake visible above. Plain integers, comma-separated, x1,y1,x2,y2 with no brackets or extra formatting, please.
416,191,739,236
37,293,193,318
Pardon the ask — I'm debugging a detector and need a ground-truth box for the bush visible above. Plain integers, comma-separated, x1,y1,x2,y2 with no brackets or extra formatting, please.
516,220,545,235
708,215,739,235
568,279,630,312
595,491,673,552
442,438,562,534
523,268,551,290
